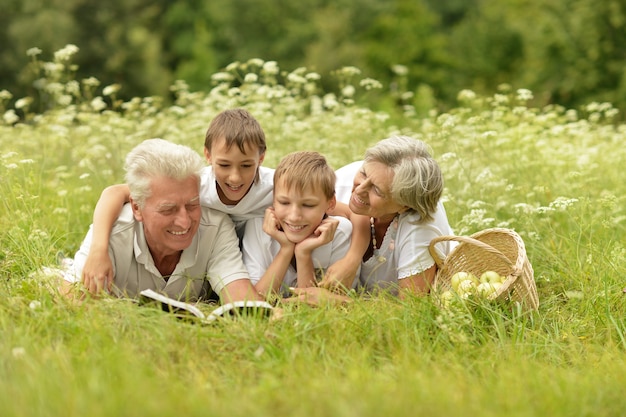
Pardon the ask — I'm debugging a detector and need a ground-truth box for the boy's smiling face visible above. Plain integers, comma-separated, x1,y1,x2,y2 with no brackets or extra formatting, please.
272,179,336,244
205,137,264,205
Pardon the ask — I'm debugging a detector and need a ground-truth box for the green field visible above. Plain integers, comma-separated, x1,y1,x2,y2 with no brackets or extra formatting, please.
1,52,625,417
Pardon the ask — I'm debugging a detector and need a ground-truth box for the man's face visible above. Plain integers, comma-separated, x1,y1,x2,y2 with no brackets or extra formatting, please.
204,137,264,205
131,176,201,259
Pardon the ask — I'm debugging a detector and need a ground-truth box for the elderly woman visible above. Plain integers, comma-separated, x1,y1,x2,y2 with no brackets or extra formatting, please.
289,135,454,303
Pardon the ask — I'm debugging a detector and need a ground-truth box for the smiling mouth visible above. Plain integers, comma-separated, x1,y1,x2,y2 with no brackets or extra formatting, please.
169,228,190,236
352,194,369,206
226,183,244,191
284,223,307,232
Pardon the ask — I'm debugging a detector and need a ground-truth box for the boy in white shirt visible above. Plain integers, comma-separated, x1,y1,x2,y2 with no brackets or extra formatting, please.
242,151,356,298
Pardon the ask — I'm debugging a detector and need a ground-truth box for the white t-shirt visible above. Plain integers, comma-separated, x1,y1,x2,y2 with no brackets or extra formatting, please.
335,161,455,294
70,204,250,300
199,165,275,238
241,216,355,296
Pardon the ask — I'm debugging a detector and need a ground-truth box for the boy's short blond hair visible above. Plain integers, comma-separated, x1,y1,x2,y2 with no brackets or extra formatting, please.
273,151,335,199
204,108,266,155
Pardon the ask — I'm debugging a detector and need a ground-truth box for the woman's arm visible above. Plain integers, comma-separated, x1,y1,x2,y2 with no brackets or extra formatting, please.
322,204,369,290
398,264,437,298
81,184,130,294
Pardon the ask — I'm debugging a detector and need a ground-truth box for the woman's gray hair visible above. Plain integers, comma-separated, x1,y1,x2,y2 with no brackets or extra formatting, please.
364,135,443,223
124,138,205,207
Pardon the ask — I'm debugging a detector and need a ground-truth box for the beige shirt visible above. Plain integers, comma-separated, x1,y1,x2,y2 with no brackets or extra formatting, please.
71,204,250,300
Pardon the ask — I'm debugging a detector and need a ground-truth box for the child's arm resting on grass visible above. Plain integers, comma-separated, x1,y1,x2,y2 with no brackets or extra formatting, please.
81,184,130,294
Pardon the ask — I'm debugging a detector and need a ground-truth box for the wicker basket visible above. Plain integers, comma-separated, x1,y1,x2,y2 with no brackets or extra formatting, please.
429,228,539,311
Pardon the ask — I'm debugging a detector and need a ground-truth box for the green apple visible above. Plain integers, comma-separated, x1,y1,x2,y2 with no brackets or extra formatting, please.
476,282,496,297
450,271,471,291
480,270,501,284
457,279,476,298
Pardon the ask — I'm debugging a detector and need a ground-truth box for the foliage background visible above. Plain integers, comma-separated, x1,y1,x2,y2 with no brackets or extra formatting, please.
2,0,626,115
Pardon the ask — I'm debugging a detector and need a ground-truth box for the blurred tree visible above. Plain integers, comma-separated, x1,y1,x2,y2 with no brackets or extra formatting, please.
508,0,626,109
446,2,524,98
1,0,625,113
2,0,172,103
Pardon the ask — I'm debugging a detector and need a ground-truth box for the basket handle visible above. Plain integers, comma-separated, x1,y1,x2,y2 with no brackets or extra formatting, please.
428,235,515,270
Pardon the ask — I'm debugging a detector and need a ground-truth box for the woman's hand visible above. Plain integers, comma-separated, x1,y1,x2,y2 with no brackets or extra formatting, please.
283,287,351,306
319,255,360,291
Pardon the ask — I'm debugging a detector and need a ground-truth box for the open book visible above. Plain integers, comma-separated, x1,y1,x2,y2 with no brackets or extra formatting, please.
139,289,274,323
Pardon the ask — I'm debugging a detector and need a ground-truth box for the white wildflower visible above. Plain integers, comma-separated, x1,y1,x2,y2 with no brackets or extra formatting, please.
79,173,90,180
262,61,279,75
3,110,19,124
29,300,42,310
225,61,241,72
0,90,13,100
19,159,34,164
457,89,476,102
246,58,264,67
305,72,321,81
360,78,382,90
548,197,579,211
26,47,42,57
12,347,26,358
516,88,533,101
287,73,307,84
90,97,107,111
211,72,234,83
342,85,355,98
57,94,72,106
493,94,509,105
391,65,408,76
102,84,121,96
244,73,258,83
82,77,100,88
339,66,361,77
54,44,79,61
322,93,339,109
15,97,33,109
57,189,68,197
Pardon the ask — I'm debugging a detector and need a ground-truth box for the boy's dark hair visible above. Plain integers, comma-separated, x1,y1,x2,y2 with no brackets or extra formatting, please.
204,108,266,155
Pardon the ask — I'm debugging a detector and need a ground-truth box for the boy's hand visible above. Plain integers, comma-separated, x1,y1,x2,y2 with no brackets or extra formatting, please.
294,217,339,255
262,207,294,249
81,249,113,294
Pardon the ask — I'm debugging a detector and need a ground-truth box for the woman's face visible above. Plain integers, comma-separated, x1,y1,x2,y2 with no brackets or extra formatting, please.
348,160,406,221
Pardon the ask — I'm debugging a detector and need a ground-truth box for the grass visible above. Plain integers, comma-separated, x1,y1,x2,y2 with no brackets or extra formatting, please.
1,49,626,416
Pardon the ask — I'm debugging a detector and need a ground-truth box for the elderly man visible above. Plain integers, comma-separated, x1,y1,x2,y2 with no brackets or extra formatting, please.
61,138,261,303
